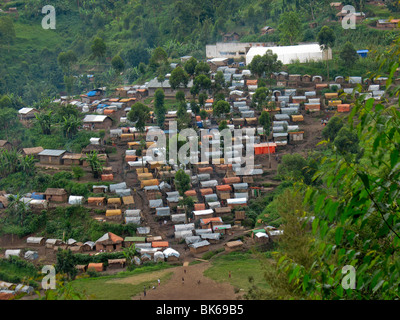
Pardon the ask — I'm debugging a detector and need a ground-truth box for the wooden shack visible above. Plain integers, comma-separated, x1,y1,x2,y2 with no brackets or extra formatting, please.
225,240,243,252
107,258,126,269
87,197,106,207
95,232,123,252
38,149,66,165
44,188,68,203
62,153,83,166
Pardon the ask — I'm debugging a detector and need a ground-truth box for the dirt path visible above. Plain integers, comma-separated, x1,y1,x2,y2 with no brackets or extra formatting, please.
132,261,239,300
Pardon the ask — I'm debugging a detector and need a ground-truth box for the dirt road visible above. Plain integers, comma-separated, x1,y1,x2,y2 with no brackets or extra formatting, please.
132,261,240,300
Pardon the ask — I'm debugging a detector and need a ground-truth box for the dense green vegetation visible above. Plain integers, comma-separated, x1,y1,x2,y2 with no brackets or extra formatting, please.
69,262,174,300
0,256,40,287
0,203,137,240
204,251,271,294
0,0,399,105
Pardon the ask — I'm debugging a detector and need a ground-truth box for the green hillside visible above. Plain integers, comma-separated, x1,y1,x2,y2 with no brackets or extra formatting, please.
1,0,400,104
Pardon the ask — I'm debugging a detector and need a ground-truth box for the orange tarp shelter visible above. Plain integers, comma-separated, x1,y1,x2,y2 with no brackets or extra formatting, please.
216,185,232,192
222,177,241,184
198,167,213,174
101,174,114,181
184,190,197,197
87,263,104,272
152,241,169,248
337,104,351,112
254,143,277,155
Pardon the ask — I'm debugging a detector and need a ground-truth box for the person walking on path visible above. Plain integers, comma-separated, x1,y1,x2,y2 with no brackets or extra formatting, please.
158,278,160,286
143,286,146,297
229,271,231,279
182,277,184,285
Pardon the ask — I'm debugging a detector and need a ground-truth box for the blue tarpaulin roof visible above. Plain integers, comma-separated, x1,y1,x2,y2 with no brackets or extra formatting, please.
87,90,97,97
31,192,44,200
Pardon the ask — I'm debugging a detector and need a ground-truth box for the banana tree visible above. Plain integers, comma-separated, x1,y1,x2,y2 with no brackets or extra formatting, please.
85,151,105,179
35,110,53,135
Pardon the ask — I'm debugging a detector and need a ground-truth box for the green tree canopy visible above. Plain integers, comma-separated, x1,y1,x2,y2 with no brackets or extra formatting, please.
184,57,198,76
91,37,107,60
169,67,189,90
175,169,191,196
127,102,150,133
248,50,282,80
278,11,302,45
340,42,359,68
322,116,343,141
213,100,230,118
111,55,125,73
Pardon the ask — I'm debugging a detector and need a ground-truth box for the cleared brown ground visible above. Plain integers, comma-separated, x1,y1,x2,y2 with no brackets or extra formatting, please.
131,261,240,300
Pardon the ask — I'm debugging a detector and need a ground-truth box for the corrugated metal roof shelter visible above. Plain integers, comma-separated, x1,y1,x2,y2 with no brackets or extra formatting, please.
149,199,163,208
156,207,171,216
38,149,66,157
136,227,150,235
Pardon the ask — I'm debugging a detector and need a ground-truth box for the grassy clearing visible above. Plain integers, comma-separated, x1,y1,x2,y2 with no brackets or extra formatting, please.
143,97,179,111
69,263,175,300
203,251,272,294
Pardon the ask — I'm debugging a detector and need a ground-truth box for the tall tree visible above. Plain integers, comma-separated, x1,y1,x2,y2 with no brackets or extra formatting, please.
252,87,270,111
248,50,282,85
175,169,191,195
154,88,166,129
184,57,198,76
317,26,335,81
111,55,125,74
213,100,230,119
169,67,189,90
278,11,302,45
149,47,168,71
85,151,105,179
91,37,107,62
340,42,359,72
57,50,77,75
35,110,53,135
127,102,150,133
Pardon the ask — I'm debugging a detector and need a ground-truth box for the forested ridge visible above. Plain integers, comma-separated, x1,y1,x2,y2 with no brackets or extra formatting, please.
1,0,400,104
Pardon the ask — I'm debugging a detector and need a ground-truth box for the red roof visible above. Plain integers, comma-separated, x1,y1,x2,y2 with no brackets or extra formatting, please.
246,80,258,86
222,177,241,184
201,217,223,224
216,185,232,192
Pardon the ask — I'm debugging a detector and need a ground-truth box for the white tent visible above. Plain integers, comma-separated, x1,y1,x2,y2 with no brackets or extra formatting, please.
192,209,214,217
246,43,332,65
5,250,21,259
68,196,84,205
153,251,165,262
163,248,180,258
